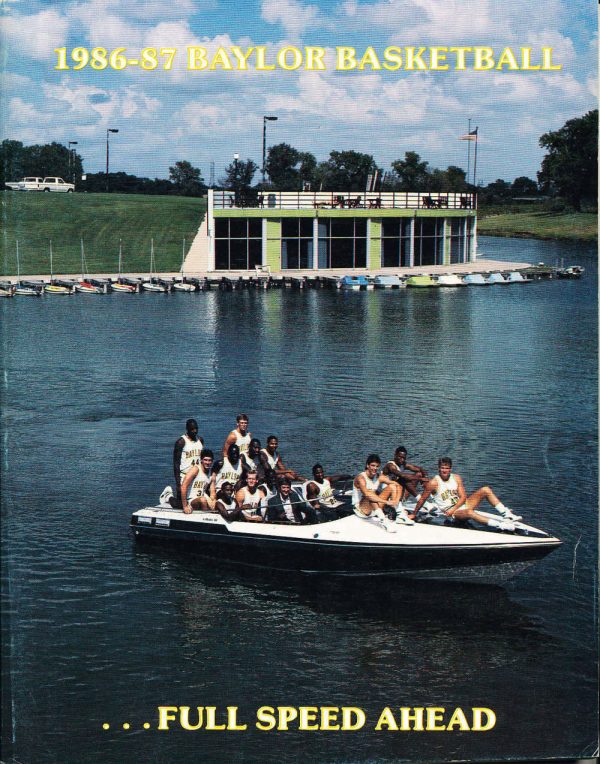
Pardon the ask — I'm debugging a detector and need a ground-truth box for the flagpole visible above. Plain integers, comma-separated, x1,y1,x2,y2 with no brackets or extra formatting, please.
467,118,471,183
473,128,478,186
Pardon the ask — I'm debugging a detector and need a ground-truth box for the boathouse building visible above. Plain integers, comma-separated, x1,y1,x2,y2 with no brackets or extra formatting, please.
190,189,477,273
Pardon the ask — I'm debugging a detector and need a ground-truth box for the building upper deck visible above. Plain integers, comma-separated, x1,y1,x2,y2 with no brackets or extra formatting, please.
210,189,476,212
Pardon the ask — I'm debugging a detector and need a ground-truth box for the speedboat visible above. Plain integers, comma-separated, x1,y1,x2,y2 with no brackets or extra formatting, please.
463,274,490,286
338,275,372,290
373,275,404,289
130,504,561,582
487,272,509,285
436,274,465,287
556,266,584,279
405,275,438,288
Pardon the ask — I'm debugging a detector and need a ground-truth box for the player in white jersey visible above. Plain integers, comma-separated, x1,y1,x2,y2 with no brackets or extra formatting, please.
214,444,244,490
223,413,251,458
235,471,266,522
159,418,204,508
305,464,352,521
260,435,300,482
180,449,217,514
215,482,242,522
352,455,405,531
411,457,521,529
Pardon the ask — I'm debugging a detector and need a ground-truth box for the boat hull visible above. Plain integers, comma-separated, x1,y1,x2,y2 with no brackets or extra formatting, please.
131,510,560,581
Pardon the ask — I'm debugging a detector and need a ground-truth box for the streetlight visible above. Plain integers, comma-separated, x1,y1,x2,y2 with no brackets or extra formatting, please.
68,141,78,184
106,128,119,192
262,115,278,184
233,152,240,206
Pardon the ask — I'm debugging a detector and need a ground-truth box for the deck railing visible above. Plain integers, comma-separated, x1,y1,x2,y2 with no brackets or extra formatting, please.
211,190,476,211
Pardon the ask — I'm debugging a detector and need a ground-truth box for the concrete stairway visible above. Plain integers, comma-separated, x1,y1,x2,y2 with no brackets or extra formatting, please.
182,216,209,274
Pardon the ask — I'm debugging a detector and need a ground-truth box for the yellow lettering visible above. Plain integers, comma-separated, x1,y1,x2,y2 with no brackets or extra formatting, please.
336,46,357,70
374,707,398,731
426,707,446,731
359,46,381,70
180,707,204,731
227,706,247,730
542,47,561,70
305,46,326,70
520,47,540,70
472,707,496,731
277,706,298,730
449,46,472,70
205,707,226,730
278,46,303,70
496,47,519,70
430,46,449,70
405,47,427,70
446,707,470,731
298,707,319,731
383,46,402,71
187,46,208,70
474,47,495,70
230,46,255,70
210,48,232,70
320,706,340,731
255,46,275,70
157,706,178,731
256,706,276,731
399,707,425,731
341,707,366,730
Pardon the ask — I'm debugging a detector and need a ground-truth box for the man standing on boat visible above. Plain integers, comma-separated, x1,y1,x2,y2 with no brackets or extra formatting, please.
352,455,408,531
223,414,251,458
180,448,217,514
305,464,352,521
410,457,521,529
160,418,204,508
214,443,245,491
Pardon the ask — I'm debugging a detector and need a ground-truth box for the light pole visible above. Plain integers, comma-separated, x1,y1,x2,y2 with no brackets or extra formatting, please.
232,153,240,206
106,128,119,192
68,141,78,184
262,115,278,184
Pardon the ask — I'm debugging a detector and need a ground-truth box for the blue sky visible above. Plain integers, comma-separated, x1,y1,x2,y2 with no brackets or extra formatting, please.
0,0,596,184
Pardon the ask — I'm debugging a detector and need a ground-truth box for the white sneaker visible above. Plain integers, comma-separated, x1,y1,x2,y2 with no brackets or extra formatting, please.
370,512,397,533
395,509,415,525
499,507,522,522
159,485,173,506
497,519,516,532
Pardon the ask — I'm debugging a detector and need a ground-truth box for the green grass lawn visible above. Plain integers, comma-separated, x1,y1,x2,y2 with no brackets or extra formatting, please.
1,191,206,276
477,210,597,241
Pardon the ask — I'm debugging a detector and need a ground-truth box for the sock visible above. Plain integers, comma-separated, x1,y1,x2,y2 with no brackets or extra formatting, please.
494,502,507,513
487,518,501,528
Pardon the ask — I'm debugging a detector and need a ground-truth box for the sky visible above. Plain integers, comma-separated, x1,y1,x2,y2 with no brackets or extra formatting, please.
0,0,596,185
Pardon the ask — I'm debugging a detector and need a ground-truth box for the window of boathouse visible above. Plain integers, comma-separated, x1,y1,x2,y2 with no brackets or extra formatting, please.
381,218,412,268
281,218,314,269
413,218,444,266
449,218,465,264
214,217,262,270
317,218,367,269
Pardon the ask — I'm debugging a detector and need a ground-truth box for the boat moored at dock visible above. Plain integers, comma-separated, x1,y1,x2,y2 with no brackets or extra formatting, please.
406,274,439,288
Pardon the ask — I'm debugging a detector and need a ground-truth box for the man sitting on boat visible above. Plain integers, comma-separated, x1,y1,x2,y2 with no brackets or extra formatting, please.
241,438,270,490
410,457,522,529
382,446,428,504
222,413,251,459
305,464,352,521
160,418,204,508
265,478,316,524
235,470,266,522
213,443,245,491
352,455,412,531
215,482,242,522
180,448,217,514
260,435,301,483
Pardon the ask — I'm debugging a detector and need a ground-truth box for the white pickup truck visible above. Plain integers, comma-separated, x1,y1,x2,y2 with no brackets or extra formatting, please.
5,177,75,192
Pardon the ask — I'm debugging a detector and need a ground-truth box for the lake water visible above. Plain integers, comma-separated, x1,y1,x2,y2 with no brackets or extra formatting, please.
1,236,597,763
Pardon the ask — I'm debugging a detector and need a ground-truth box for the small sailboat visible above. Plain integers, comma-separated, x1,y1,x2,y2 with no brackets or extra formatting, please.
14,242,41,295
75,240,103,293
111,241,137,292
173,238,196,292
0,281,15,297
44,241,72,294
141,240,168,292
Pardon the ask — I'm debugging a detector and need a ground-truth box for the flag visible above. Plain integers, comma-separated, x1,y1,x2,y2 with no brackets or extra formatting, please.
459,128,478,141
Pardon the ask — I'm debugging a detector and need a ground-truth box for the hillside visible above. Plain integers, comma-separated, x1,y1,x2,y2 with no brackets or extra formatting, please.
1,191,206,276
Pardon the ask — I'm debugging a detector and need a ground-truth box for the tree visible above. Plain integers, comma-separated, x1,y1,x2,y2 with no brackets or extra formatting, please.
169,160,205,196
538,110,598,210
391,152,430,191
317,150,377,191
511,176,539,196
265,143,301,190
220,158,259,204
1,140,83,185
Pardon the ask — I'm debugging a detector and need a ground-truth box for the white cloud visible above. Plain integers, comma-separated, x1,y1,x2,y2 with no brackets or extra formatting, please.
0,8,68,60
261,0,320,37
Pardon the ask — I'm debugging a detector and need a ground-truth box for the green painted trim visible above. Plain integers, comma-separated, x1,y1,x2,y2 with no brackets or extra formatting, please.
369,219,382,269
265,219,281,271
214,209,315,218
443,220,451,265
